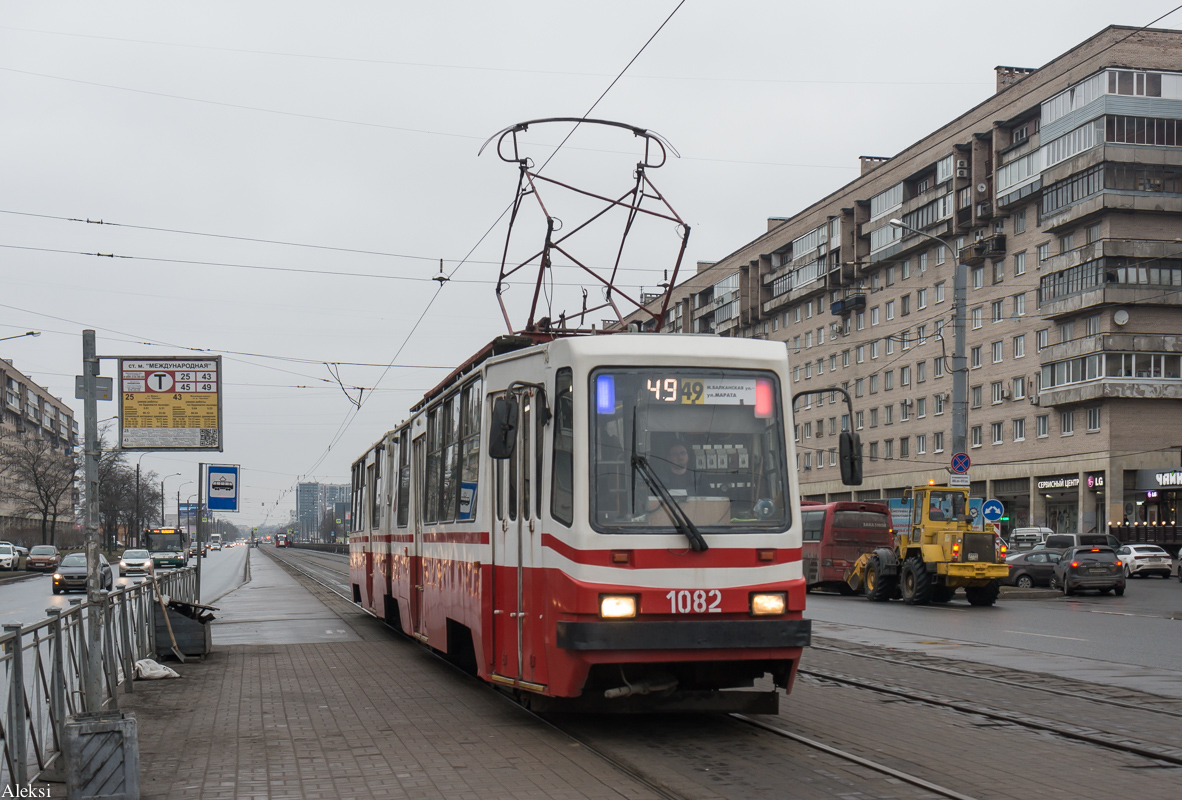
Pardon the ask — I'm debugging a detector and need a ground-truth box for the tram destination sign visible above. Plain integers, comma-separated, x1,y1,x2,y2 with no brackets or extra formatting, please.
118,357,223,451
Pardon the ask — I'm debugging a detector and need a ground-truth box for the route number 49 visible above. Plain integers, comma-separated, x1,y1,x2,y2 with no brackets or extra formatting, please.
666,589,722,613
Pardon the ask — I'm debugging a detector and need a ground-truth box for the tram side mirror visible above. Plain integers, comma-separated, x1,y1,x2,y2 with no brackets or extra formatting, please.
839,431,863,486
489,396,518,460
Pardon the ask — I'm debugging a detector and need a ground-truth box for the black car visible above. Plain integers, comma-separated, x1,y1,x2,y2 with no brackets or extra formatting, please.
53,553,113,595
1053,546,1125,596
1003,550,1063,588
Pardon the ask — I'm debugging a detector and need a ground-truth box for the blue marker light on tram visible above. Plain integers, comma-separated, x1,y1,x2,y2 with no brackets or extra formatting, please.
596,374,616,414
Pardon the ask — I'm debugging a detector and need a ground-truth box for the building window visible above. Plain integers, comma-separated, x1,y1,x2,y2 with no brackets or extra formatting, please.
993,261,1005,284
971,426,983,448
900,401,910,421
856,410,864,430
1014,294,1026,317
870,408,879,427
869,442,879,461
1085,315,1100,336
886,338,895,355
843,349,850,367
1015,208,1026,234
992,341,1003,363
933,431,944,452
937,245,946,264
1037,329,1049,350
972,385,983,408
884,439,894,459
972,307,983,329
971,346,982,368
918,325,927,345
917,397,926,417
872,307,880,325
1037,415,1049,437
901,295,911,315
992,381,1005,404
934,394,945,415
1037,243,1050,263
855,378,864,397
856,311,865,330
900,437,910,458
869,375,879,393
871,340,880,359
935,358,945,378
856,345,865,363
902,260,912,280
917,361,926,383
1014,335,1025,358
973,266,984,289
1014,251,1026,276
901,365,911,386
992,422,1004,444
992,300,1004,322
1087,407,1101,431
935,282,945,303
805,332,813,348
885,370,895,391
916,434,926,454
885,405,894,425
917,288,928,309
1013,418,1026,441
1061,410,1074,435
886,300,895,320
1013,376,1026,399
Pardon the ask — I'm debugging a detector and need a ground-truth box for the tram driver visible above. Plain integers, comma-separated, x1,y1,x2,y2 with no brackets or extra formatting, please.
657,441,698,495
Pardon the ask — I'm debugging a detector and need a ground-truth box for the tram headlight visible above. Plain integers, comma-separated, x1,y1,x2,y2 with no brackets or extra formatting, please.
599,594,637,619
750,592,786,616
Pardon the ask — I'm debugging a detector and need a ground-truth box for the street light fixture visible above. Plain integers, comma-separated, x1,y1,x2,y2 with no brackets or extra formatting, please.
0,330,40,343
889,218,968,457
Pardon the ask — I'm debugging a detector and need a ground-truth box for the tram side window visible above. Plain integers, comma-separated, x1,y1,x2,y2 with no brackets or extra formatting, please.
396,429,410,528
551,369,574,526
370,446,383,530
386,439,398,520
536,388,545,519
351,461,365,532
508,397,519,522
801,510,825,541
522,394,532,519
424,407,442,523
458,379,482,521
441,393,462,523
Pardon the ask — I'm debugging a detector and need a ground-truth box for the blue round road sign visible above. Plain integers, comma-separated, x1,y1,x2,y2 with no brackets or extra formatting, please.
950,452,971,474
981,499,1004,522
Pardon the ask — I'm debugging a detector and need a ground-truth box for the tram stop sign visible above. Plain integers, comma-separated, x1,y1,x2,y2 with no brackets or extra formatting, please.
981,499,1004,522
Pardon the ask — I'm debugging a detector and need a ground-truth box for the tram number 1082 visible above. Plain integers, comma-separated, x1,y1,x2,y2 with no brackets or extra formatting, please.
666,589,723,613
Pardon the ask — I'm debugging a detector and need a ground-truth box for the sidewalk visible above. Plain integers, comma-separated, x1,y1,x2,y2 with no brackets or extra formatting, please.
121,551,661,800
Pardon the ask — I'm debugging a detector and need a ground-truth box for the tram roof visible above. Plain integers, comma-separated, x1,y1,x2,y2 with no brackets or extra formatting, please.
411,331,789,412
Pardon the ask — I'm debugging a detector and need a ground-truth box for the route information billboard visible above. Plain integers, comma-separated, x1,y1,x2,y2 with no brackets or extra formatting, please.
119,357,223,451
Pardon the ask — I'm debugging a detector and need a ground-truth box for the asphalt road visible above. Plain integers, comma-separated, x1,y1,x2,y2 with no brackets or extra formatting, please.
806,577,1182,697
0,544,249,628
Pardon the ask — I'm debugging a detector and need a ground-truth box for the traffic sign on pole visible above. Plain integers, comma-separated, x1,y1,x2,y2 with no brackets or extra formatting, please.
950,452,971,474
981,499,1005,522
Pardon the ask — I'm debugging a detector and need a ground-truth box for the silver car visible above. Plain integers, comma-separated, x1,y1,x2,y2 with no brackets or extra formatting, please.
119,549,154,576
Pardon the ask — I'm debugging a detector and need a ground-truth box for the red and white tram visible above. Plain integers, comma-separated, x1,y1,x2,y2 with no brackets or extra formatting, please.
350,332,836,711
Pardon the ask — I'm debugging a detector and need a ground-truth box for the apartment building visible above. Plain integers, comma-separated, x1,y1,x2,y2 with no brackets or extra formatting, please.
1,357,78,532
624,26,1182,536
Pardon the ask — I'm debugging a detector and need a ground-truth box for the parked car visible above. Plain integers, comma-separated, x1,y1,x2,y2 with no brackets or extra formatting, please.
1009,527,1053,552
1003,549,1064,588
26,545,61,572
53,553,113,594
119,549,154,576
0,543,16,571
1043,533,1121,551
1053,546,1125,596
1116,544,1173,579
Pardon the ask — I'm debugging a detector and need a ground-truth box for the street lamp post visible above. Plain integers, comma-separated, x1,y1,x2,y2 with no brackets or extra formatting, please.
160,473,182,528
889,218,968,457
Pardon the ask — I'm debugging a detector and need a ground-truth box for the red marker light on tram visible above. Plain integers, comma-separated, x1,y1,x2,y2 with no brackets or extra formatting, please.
754,379,773,419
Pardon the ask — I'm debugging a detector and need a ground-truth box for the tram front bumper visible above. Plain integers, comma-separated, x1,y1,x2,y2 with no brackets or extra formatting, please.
556,619,811,651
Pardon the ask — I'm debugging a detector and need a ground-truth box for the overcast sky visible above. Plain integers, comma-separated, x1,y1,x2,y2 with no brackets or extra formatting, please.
1,1,1175,527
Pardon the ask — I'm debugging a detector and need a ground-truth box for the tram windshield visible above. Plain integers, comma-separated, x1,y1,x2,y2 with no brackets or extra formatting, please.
590,367,790,533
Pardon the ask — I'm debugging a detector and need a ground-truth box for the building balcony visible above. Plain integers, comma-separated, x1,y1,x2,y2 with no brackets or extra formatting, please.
958,234,1006,265
1036,378,1182,407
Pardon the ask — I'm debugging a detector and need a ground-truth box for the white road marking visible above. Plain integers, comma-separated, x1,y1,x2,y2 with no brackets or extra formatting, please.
1004,630,1088,642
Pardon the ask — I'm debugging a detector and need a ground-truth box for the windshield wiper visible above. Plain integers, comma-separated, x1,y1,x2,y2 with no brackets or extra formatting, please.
632,454,708,552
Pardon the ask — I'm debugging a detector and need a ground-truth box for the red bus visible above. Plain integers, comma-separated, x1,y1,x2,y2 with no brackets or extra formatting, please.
801,501,893,593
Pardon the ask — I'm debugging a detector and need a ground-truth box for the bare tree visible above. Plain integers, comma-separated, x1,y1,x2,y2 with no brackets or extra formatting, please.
0,431,78,546
97,438,132,550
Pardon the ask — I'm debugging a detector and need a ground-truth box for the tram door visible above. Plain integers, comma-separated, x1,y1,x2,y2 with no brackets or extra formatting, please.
411,433,426,638
491,390,531,683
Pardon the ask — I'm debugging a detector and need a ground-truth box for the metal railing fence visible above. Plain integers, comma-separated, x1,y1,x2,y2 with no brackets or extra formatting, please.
1,566,197,789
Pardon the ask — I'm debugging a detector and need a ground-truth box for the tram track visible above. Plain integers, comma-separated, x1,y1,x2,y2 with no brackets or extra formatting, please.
268,546,992,799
